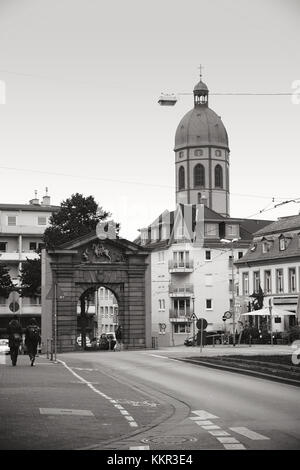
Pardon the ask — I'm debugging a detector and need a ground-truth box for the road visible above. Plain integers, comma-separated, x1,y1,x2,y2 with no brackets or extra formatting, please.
0,347,299,450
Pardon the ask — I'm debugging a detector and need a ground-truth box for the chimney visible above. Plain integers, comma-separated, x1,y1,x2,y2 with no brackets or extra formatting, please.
41,187,51,206
29,190,40,206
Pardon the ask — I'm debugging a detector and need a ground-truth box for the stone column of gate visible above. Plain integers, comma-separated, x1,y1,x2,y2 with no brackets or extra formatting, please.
126,260,147,350
49,251,77,353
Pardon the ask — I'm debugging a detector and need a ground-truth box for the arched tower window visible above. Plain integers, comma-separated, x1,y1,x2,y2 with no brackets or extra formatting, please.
178,166,185,190
194,164,205,187
215,165,223,188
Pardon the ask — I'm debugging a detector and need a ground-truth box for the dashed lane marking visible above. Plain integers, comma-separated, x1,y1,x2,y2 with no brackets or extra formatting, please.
223,444,246,450
58,359,138,428
209,430,230,437
194,420,214,426
230,427,270,441
129,446,150,450
217,437,240,444
201,425,221,430
191,410,219,420
40,408,94,416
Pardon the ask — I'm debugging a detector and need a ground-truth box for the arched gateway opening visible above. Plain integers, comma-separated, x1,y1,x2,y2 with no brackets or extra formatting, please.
41,233,151,352
76,285,120,350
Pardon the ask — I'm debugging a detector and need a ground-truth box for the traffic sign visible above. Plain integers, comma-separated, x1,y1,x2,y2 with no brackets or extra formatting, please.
189,313,198,321
223,311,232,320
196,318,208,330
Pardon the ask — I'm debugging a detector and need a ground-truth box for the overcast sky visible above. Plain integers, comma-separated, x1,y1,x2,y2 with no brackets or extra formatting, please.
0,0,299,240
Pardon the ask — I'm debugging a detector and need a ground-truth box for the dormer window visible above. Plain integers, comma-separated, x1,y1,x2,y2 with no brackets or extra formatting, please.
279,237,286,251
262,242,268,253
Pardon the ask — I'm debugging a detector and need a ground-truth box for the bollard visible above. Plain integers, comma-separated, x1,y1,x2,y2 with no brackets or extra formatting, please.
50,338,53,361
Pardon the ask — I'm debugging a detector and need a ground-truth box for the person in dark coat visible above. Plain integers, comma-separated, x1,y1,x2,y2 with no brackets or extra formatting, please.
25,318,41,366
7,315,23,366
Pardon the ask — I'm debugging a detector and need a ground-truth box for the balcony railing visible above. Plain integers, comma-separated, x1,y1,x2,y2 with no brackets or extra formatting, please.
169,284,194,297
168,260,194,273
169,308,193,321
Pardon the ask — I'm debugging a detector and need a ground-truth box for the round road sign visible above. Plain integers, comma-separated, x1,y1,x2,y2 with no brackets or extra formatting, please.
196,318,208,330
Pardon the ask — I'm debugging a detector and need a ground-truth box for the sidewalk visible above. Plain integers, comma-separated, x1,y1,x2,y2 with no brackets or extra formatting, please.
0,354,137,450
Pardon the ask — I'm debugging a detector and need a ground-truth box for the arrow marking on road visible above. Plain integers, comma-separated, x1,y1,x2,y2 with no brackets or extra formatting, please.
230,427,270,441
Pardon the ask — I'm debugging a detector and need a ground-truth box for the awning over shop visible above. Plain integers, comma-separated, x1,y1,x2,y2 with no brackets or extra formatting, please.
241,306,296,316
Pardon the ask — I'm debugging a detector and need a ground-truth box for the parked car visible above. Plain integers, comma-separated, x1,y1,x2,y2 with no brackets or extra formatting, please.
184,330,225,346
0,339,10,355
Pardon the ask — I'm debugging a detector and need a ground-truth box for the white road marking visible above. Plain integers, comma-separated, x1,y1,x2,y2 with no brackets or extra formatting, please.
217,437,240,444
201,425,221,430
230,427,270,441
191,410,219,420
194,420,213,426
120,410,129,415
223,444,246,450
39,408,94,416
130,446,150,450
125,416,135,421
209,430,230,437
148,354,167,358
58,359,138,428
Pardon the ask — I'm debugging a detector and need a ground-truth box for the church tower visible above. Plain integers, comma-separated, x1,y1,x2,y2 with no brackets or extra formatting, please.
174,75,230,217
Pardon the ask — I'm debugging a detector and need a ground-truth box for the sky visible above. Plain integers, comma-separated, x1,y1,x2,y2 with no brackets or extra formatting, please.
0,0,299,240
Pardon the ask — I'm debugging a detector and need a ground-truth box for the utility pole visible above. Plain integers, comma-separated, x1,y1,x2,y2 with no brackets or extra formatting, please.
269,298,273,346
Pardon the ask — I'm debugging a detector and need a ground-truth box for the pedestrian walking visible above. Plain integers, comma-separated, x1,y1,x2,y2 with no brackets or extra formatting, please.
114,325,122,352
7,315,23,366
25,318,41,366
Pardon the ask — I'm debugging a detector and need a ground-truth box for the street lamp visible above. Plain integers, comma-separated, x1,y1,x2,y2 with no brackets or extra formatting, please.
221,238,240,347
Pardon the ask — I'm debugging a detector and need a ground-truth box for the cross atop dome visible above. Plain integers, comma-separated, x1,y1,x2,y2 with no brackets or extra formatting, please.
194,64,209,106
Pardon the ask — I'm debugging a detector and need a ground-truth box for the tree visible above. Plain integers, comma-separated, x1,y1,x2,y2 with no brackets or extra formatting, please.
43,193,112,250
19,258,41,298
43,193,119,349
0,264,14,298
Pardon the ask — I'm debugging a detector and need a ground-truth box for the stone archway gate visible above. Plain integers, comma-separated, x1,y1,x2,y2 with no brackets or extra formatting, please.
41,233,151,352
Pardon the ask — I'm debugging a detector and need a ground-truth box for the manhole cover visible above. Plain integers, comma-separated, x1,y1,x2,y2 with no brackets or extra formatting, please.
141,436,197,445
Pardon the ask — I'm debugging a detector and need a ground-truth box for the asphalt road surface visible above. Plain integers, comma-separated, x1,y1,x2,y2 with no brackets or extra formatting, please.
0,349,299,450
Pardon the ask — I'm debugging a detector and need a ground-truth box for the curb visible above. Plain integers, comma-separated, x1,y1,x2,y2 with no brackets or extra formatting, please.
175,357,300,387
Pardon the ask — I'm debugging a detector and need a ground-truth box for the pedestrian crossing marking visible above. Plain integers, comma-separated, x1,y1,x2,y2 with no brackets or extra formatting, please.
39,408,94,416
230,427,270,441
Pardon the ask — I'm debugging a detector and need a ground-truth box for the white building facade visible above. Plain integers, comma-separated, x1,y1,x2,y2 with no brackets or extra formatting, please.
138,76,272,346
235,214,300,333
0,191,59,335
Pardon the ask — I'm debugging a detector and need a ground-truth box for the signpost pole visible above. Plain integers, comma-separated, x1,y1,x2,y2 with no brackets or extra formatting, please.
54,283,57,363
200,318,203,353
269,298,273,346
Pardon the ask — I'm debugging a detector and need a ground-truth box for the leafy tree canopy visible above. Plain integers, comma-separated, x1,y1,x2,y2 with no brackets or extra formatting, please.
0,264,14,298
19,258,41,298
43,193,116,250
